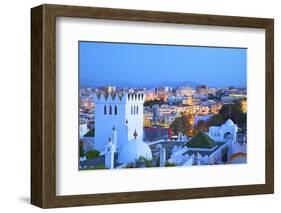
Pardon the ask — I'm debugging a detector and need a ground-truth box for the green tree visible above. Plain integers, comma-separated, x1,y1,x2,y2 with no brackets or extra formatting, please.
144,98,166,107
170,114,190,135
80,164,107,170
207,114,224,127
194,120,208,134
79,141,85,157
219,103,246,125
135,156,153,168
165,161,176,167
85,150,100,159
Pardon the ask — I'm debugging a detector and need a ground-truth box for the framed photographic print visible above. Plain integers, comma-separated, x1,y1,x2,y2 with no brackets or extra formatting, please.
31,4,274,208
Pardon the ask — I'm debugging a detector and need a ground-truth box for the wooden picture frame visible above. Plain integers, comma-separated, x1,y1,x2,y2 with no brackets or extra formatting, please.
31,4,274,208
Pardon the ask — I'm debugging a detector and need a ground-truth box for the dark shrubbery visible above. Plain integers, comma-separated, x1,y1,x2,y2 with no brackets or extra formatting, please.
85,150,100,159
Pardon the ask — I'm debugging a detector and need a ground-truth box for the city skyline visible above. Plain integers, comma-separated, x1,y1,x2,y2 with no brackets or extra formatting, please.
79,41,247,170
79,41,247,88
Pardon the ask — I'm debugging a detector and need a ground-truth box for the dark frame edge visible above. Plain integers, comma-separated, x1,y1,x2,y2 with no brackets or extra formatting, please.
31,4,57,208
31,5,44,208
42,3,273,29
265,19,274,194
45,184,270,208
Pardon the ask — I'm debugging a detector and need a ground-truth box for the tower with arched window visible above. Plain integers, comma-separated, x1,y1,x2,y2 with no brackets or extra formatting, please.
93,92,145,152
208,119,238,142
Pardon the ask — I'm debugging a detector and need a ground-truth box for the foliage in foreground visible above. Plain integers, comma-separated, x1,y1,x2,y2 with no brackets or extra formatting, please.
165,161,176,167
125,156,154,168
80,164,107,170
85,150,100,159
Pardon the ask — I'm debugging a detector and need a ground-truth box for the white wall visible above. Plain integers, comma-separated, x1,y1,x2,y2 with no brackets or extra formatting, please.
0,0,279,212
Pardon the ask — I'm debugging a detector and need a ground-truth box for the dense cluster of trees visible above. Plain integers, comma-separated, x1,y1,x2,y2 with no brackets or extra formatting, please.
199,102,246,133
170,113,194,136
125,156,153,168
125,156,176,168
79,141,85,157
208,102,247,130
85,150,100,159
143,98,166,107
79,141,100,159
80,164,106,170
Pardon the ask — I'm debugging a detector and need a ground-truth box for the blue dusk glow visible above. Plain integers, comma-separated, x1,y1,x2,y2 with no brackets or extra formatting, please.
79,41,246,87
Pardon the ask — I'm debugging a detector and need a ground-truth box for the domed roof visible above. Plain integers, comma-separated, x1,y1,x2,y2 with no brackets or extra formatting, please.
117,131,152,164
230,153,247,164
224,119,234,126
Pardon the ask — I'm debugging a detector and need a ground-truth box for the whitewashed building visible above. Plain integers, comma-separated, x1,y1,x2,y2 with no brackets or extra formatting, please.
93,92,145,152
168,119,246,166
208,119,238,141
117,130,152,165
79,123,88,138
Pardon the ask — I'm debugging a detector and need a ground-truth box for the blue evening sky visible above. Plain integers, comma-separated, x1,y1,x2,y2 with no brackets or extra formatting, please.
79,41,246,88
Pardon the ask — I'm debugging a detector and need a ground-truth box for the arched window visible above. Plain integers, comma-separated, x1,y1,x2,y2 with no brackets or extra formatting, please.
104,105,107,114
131,105,133,115
109,105,112,115
141,94,144,99
134,105,136,114
138,94,140,100
128,94,130,100
114,105,117,115
136,105,139,114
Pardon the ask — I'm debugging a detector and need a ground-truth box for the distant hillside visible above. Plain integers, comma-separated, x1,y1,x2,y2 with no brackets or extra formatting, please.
80,79,199,88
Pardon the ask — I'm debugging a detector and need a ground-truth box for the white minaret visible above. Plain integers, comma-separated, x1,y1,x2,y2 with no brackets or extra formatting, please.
94,92,145,152
159,147,166,167
197,153,202,165
105,137,115,169
177,132,183,142
111,126,118,152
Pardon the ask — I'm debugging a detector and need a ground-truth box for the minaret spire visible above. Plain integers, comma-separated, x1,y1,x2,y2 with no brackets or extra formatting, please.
112,126,117,152
105,136,115,169
133,129,138,139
